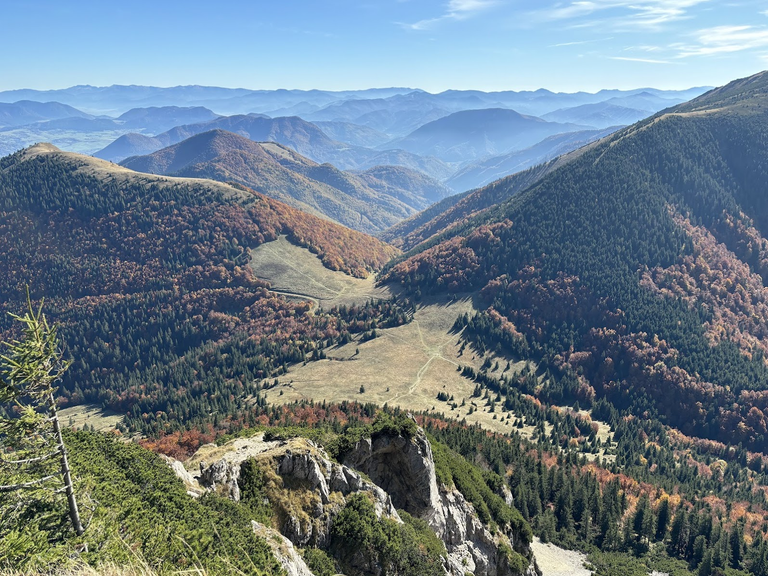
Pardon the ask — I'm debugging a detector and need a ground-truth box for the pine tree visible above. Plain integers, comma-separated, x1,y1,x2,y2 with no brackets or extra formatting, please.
698,549,713,576
730,522,744,569
656,497,671,541
0,296,83,536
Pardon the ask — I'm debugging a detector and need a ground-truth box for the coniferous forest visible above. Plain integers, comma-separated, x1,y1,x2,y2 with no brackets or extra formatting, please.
7,69,768,576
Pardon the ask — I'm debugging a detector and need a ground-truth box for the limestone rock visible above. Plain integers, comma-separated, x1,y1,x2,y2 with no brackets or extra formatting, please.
252,520,318,576
343,427,440,516
343,425,537,576
160,454,204,497
177,428,538,576
198,458,241,501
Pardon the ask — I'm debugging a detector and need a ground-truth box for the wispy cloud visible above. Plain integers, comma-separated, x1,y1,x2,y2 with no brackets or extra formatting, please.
675,25,768,56
401,0,498,30
623,44,665,52
533,0,709,30
550,36,614,47
608,55,675,63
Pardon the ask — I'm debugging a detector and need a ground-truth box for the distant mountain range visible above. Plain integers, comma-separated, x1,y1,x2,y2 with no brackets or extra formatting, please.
120,129,449,233
0,100,93,127
95,114,453,181
0,83,707,123
383,70,768,454
0,83,709,197
384,108,589,163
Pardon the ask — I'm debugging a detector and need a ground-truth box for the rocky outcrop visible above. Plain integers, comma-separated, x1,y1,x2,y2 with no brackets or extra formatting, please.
166,426,538,576
430,489,538,576
198,458,241,501
180,434,398,550
159,455,204,497
251,520,317,576
343,428,441,516
343,423,538,576
271,441,399,548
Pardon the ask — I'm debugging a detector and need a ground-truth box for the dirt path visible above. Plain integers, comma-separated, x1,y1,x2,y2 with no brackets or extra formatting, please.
385,319,462,404
268,289,321,314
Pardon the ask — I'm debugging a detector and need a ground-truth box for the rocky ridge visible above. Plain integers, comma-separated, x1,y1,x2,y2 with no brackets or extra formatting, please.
343,429,538,576
165,425,538,576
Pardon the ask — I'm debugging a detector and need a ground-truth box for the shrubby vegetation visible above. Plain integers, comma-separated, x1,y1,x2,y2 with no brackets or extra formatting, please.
0,430,282,574
330,493,445,576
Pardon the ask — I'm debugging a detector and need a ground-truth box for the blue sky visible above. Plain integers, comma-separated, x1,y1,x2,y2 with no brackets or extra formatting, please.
2,0,767,92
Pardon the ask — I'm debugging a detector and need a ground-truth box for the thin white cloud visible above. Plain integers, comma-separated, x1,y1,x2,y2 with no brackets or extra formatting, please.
624,44,664,52
608,55,675,63
401,0,498,30
533,0,709,30
550,36,614,46
676,25,768,57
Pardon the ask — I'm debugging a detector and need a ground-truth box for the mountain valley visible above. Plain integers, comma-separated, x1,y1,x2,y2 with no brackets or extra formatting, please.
6,67,768,576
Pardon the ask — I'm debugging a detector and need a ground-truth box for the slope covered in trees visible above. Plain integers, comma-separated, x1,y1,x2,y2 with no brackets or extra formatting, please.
0,429,284,574
381,136,603,251
384,71,768,452
120,130,447,233
0,143,400,437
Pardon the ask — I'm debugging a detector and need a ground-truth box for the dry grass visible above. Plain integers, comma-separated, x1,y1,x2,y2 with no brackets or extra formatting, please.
250,238,613,454
58,405,124,434
265,291,538,437
0,562,204,576
249,236,394,308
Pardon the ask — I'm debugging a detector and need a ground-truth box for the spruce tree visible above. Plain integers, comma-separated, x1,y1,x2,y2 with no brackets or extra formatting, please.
0,297,83,536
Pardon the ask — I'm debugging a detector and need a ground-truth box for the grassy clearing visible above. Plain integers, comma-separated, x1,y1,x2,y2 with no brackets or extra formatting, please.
58,404,124,433
252,238,614,449
249,236,394,308
266,292,532,436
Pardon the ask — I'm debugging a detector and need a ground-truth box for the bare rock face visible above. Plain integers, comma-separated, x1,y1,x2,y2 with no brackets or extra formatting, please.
159,455,204,497
252,520,318,576
198,458,241,501
185,435,398,550
167,428,538,576
342,430,441,516
343,425,537,576
272,441,399,548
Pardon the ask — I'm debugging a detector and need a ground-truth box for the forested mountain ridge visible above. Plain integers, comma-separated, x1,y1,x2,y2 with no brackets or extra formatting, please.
381,134,606,250
383,70,768,452
0,143,400,437
444,126,619,193
94,113,453,182
119,129,447,233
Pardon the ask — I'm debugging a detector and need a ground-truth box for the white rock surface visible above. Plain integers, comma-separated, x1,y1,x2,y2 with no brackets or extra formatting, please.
252,520,317,576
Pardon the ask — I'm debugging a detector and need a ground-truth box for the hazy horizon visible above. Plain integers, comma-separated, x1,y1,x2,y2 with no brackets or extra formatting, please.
0,82,715,94
2,0,767,93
